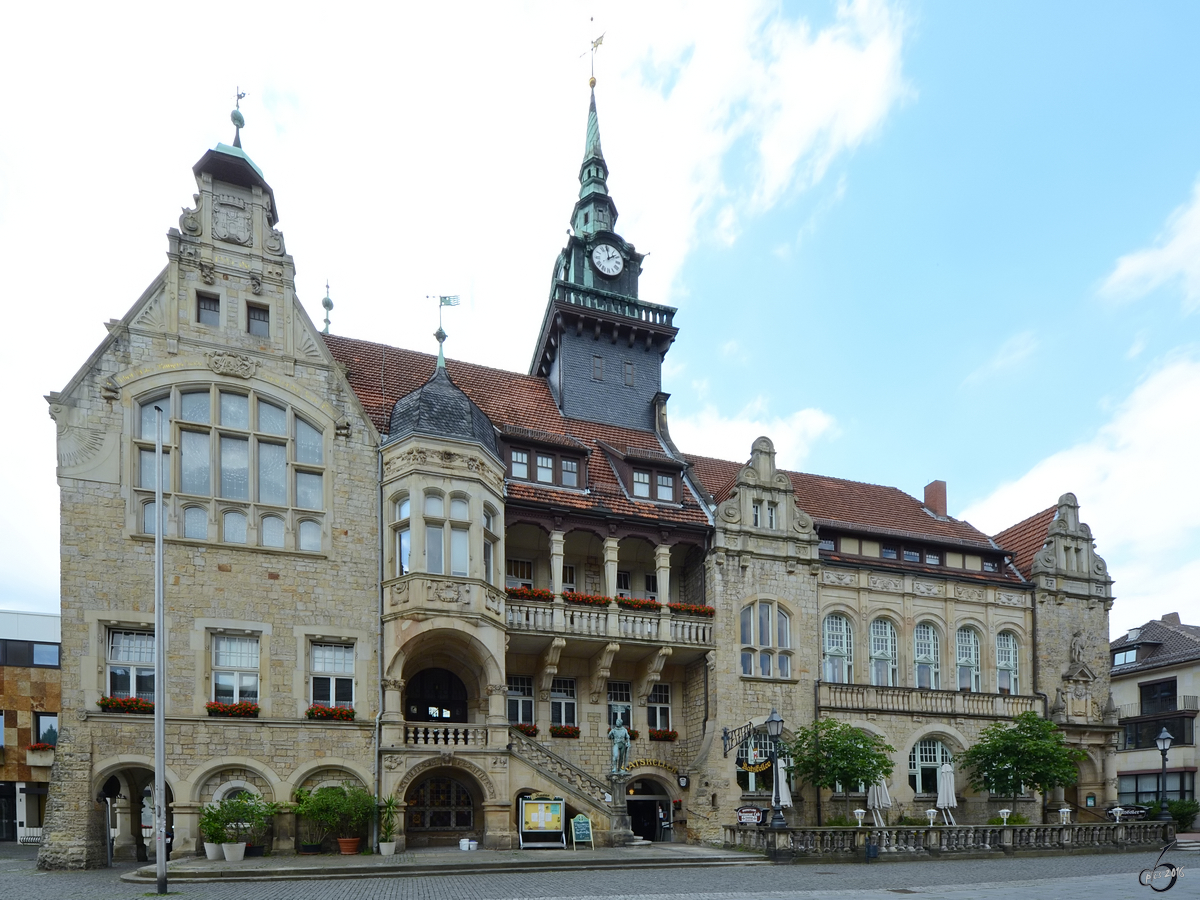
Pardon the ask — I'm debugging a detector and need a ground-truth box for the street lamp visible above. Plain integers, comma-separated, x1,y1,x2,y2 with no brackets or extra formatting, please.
765,708,787,829
1156,727,1174,822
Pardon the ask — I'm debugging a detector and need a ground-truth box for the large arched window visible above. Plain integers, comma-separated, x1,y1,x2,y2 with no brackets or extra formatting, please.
869,618,898,686
914,622,940,689
740,601,792,679
997,631,1019,695
956,627,981,692
822,614,853,684
909,738,953,794
134,387,325,551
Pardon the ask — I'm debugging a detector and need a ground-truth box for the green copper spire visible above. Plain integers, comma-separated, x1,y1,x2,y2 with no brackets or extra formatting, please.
573,84,617,235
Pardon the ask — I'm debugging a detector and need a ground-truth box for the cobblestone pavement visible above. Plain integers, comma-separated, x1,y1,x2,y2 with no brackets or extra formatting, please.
0,843,1190,900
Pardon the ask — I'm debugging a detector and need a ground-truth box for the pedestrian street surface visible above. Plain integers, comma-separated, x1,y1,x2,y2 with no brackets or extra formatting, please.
0,842,1192,900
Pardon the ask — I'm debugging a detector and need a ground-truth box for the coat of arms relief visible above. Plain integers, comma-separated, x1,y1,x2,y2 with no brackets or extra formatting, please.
213,192,253,246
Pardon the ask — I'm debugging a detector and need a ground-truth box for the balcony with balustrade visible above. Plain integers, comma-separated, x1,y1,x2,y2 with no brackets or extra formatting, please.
818,682,1039,719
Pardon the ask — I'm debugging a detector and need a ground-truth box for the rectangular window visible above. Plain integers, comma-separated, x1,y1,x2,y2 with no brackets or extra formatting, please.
778,654,791,678
507,675,534,724
506,558,533,589
511,450,529,480
616,571,631,597
623,361,634,386
536,455,554,483
198,294,220,327
881,545,899,560
427,524,444,575
562,565,576,592
819,537,835,552
740,606,753,645
180,431,210,495
752,503,761,527
34,712,58,746
219,435,250,499
108,630,155,700
220,392,249,429
657,474,674,501
257,442,286,506
925,550,942,565
31,643,60,667
766,503,776,529
139,448,170,491
647,684,670,730
644,574,657,600
451,527,469,577
741,651,754,676
983,559,1000,572
483,540,494,584
395,527,410,577
632,471,650,497
550,677,577,727
212,635,259,704
561,459,578,488
247,303,270,337
1113,648,1136,666
295,471,323,510
1141,681,1178,716
607,681,632,728
311,643,354,709
592,356,604,381
903,548,921,563
760,604,771,648
180,390,210,423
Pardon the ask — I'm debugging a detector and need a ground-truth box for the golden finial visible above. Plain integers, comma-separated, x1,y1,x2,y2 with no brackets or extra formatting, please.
589,76,596,89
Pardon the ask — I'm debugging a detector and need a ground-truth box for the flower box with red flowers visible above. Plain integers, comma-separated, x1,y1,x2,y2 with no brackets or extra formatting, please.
97,696,154,714
648,729,678,742
628,730,640,740
667,602,715,618
549,725,580,739
513,723,539,738
564,593,611,607
506,587,554,603
305,704,356,721
206,700,260,718
26,742,56,752
616,597,660,612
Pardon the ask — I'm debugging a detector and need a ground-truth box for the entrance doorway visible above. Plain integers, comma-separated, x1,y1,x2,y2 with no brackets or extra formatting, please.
404,774,476,847
626,778,672,842
0,782,15,841
405,668,469,723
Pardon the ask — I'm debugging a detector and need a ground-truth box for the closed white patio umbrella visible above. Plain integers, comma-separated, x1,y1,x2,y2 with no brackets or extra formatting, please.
936,763,957,825
867,777,892,827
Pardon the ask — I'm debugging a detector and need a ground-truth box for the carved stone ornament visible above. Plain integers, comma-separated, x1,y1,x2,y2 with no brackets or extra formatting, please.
180,198,202,235
433,581,464,604
100,376,121,403
868,574,902,593
179,243,200,260
199,260,216,284
205,351,258,379
954,586,984,602
913,581,943,597
486,683,508,696
382,754,404,771
718,495,740,525
490,756,508,769
822,570,856,587
398,755,496,800
380,678,404,692
792,506,814,534
390,580,410,606
265,228,285,256
996,591,1025,607
213,193,252,246
249,273,262,295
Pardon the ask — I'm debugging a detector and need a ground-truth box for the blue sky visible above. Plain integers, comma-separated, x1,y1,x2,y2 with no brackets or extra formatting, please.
1,1,1197,635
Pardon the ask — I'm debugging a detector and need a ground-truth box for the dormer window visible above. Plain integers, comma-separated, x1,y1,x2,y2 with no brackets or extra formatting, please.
511,450,529,479
536,455,554,483
982,559,1000,573
633,471,650,498
657,474,674,501
562,459,578,487
507,446,584,488
1113,648,1136,666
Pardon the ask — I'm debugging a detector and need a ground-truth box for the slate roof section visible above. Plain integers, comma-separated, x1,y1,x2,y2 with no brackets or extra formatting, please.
993,506,1057,579
1110,618,1200,676
387,366,499,459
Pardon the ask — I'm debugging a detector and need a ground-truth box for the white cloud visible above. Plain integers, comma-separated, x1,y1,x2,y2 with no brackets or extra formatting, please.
1101,177,1200,313
960,352,1200,637
1126,330,1148,360
720,340,743,359
962,331,1039,385
670,401,837,469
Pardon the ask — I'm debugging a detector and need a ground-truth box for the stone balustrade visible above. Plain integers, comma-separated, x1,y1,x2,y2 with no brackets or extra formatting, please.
505,599,714,646
723,821,1175,859
819,683,1038,718
403,724,489,747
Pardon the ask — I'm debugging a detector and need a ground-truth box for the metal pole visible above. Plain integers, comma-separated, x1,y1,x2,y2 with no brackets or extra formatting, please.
1158,746,1170,821
153,407,167,894
770,740,786,829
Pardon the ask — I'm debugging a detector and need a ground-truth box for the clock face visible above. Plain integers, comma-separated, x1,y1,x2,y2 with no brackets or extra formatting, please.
592,244,624,277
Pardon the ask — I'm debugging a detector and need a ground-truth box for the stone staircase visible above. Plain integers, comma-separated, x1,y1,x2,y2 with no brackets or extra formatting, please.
507,727,612,815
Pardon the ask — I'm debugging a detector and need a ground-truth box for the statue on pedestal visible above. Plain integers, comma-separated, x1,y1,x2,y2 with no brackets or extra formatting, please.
609,720,631,773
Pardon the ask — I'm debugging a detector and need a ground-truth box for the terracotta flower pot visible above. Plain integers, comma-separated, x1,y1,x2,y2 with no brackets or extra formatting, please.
336,837,361,855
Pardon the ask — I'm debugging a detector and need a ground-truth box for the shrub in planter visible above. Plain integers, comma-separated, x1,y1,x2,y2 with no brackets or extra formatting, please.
305,704,356,721
985,813,1030,825
564,593,611,607
294,786,342,849
648,729,678,742
513,723,538,738
667,602,715,617
379,795,398,855
96,695,154,714
506,587,554,602
549,725,580,738
217,794,278,846
206,700,260,718
198,803,227,853
616,597,660,612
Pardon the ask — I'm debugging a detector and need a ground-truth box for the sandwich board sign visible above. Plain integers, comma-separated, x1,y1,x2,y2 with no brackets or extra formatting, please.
570,814,594,850
518,797,566,849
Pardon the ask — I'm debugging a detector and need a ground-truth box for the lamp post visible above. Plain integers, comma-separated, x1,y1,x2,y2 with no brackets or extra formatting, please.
765,708,786,829
1156,727,1174,822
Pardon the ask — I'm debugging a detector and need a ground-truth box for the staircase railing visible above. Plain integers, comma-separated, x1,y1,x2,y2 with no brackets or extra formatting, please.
507,727,612,809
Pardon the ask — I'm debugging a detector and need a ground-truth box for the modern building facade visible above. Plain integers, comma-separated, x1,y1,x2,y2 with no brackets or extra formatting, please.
39,89,1120,867
1109,614,1199,809
0,611,62,844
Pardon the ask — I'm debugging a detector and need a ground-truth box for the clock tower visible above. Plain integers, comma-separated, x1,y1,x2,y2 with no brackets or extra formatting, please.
530,84,679,432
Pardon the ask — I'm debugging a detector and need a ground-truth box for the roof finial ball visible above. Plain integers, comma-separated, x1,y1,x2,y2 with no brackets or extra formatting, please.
589,76,596,89
231,87,247,148
321,280,333,335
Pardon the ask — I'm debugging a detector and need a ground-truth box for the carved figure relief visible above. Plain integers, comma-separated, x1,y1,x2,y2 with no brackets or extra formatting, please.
213,193,252,246
912,581,942,597
1070,631,1088,664
180,198,203,236
954,586,984,602
205,351,258,379
249,273,262,295
996,591,1025,607
199,260,216,284
265,228,285,255
822,571,856,587
390,580,409,606
868,575,902,593
382,754,404,771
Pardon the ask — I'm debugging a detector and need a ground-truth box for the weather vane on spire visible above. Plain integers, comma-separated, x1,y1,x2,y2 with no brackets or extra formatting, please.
231,87,247,148
580,21,604,88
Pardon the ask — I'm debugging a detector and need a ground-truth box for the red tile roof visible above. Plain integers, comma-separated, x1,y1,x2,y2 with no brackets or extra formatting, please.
993,506,1056,579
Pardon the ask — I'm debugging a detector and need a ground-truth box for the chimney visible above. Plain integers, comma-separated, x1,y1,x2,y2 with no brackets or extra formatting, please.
1162,612,1181,626
924,480,947,517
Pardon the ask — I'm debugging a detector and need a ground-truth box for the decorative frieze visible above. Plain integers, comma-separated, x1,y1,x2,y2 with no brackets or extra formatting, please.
868,574,902,593
954,586,984,602
822,571,856,587
205,351,258,379
912,581,943,597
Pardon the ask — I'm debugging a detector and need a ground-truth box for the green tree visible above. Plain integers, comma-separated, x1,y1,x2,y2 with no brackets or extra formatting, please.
957,711,1086,817
783,718,896,822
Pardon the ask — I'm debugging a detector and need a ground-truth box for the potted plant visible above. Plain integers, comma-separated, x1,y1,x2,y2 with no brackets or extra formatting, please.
378,795,398,856
96,696,154,714
242,795,278,857
25,743,55,767
198,803,226,860
549,725,580,738
205,700,261,718
336,783,376,855
294,786,341,853
217,794,254,861
305,704,356,721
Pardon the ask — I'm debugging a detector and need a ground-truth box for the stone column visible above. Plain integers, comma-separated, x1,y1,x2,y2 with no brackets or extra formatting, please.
550,531,566,631
654,543,672,603
602,537,620,597
1103,743,1119,805
486,683,508,726
111,795,138,861
381,678,405,747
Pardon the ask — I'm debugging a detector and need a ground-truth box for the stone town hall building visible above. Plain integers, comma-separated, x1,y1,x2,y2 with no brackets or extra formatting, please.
39,89,1120,867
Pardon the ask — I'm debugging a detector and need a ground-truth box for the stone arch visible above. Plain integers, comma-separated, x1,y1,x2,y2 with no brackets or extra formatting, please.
191,761,283,805
90,755,183,863
284,758,373,801
395,754,497,801
390,624,503,724
91,754,184,802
